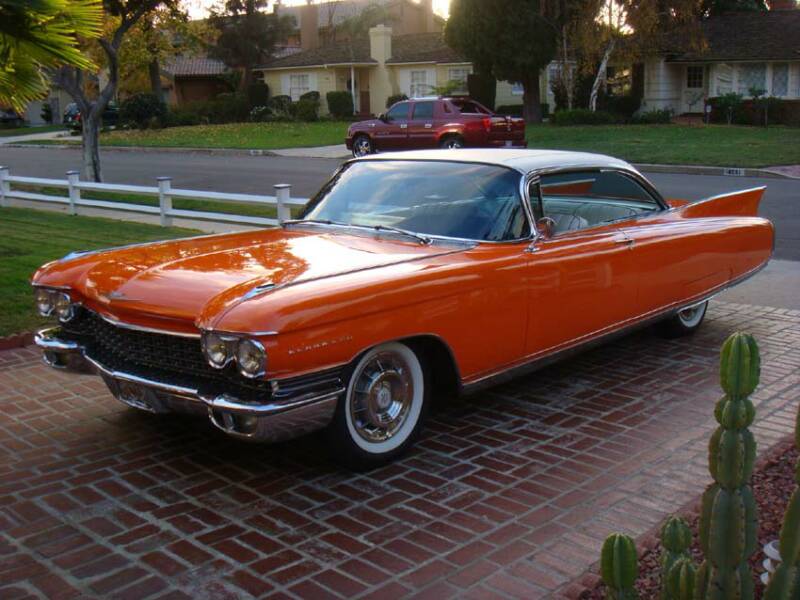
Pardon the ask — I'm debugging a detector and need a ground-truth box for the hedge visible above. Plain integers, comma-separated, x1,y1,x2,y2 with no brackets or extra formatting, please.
550,108,617,126
326,91,354,118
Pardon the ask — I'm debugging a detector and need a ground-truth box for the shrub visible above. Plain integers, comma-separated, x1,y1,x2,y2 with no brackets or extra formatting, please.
326,91,354,118
550,108,617,126
496,104,549,119
40,102,53,124
295,97,319,121
710,92,745,125
268,95,293,113
249,105,272,123
299,90,320,102
605,94,641,119
467,72,496,110
163,107,202,127
119,93,166,129
247,82,269,108
630,109,673,125
386,93,408,109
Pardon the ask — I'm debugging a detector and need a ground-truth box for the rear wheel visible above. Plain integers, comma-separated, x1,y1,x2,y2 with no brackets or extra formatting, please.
656,301,708,338
326,342,428,470
439,135,464,150
352,134,374,157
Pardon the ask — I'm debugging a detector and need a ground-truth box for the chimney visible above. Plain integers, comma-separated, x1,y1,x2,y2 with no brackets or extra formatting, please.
424,0,438,32
369,25,393,115
369,24,392,64
769,0,798,8
300,2,319,51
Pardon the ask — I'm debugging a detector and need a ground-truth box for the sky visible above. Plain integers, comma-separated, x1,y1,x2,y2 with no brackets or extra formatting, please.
182,0,451,19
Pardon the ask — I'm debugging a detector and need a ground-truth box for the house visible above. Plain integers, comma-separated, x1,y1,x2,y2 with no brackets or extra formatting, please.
642,7,800,114
256,24,548,116
163,57,231,106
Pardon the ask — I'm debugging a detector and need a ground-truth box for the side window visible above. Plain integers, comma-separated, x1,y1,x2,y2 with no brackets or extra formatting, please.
386,102,410,122
412,101,435,120
538,170,660,235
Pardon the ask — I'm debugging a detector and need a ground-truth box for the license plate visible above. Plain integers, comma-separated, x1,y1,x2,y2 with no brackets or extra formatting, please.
505,140,513,148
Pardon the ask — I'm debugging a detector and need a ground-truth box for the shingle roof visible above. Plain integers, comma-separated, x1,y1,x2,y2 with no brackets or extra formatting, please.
164,57,228,77
258,32,467,69
668,10,800,62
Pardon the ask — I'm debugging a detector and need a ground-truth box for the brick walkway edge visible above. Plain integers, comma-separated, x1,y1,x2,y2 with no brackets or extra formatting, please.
1,302,798,599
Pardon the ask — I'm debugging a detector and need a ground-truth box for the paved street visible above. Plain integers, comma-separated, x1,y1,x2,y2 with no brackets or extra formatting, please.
1,146,798,261
1,303,798,598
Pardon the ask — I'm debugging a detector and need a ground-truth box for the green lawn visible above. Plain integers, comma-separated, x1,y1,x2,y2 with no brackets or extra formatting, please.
525,124,800,168
0,124,66,137
0,208,199,336
95,121,350,150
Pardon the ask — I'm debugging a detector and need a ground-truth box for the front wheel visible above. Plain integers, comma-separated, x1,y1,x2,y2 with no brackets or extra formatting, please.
655,301,708,338
352,134,374,157
326,342,428,470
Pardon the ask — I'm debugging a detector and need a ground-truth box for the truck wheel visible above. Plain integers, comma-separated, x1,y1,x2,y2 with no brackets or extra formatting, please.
326,342,429,470
352,135,374,157
440,135,464,149
655,301,708,338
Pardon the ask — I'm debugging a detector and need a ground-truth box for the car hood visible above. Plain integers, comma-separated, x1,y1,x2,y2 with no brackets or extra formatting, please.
34,227,461,328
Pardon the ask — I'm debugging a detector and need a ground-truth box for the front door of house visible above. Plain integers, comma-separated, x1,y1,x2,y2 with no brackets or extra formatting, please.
682,65,706,114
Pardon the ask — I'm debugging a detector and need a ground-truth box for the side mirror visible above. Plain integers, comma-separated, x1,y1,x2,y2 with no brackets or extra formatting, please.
536,217,556,240
378,113,388,123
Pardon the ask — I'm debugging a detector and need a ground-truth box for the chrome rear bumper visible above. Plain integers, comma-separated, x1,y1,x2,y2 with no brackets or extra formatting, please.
34,327,343,443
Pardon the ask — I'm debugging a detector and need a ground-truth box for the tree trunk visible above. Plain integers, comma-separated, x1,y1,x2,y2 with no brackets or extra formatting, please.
589,38,615,112
82,109,102,182
148,58,162,99
523,74,542,123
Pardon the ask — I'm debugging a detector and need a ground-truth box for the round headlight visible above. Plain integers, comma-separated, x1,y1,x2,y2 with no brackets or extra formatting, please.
202,332,230,368
236,338,266,378
35,288,55,317
54,292,75,322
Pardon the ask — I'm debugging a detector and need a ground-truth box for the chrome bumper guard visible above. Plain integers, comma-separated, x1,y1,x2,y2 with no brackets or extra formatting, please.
34,327,343,443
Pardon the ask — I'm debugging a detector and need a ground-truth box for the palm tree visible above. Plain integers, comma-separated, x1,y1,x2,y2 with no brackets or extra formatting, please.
0,0,102,111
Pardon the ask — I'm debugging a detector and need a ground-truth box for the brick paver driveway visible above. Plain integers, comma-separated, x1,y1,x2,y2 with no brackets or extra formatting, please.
1,302,798,599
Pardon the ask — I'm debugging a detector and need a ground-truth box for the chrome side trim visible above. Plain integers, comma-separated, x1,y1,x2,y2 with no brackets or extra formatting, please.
462,261,769,393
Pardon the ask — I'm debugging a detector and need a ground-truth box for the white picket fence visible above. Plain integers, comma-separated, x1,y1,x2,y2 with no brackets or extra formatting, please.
0,166,310,227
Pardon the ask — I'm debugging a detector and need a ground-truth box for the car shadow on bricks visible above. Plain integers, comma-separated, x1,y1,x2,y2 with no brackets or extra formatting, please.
1,302,798,598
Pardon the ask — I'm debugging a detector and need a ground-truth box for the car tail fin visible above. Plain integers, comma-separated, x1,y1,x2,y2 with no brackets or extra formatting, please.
679,186,766,219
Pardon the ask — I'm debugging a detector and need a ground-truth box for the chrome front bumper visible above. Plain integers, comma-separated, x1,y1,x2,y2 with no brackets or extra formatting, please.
35,327,343,443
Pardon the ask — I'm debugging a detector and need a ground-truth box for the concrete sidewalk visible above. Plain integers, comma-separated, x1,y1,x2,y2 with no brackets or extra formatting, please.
0,129,70,145
269,144,350,159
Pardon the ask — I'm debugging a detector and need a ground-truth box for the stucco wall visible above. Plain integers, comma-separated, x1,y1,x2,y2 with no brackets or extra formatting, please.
641,57,682,112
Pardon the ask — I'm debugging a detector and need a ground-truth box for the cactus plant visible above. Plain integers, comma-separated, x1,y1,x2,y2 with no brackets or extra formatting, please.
660,516,693,599
696,332,760,600
667,556,697,600
764,403,800,599
601,533,639,599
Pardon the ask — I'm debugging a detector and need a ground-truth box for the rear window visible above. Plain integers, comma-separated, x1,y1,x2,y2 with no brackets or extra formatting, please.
412,101,435,119
451,100,489,114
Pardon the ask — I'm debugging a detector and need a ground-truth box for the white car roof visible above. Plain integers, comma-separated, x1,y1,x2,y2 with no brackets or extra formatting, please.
357,148,639,176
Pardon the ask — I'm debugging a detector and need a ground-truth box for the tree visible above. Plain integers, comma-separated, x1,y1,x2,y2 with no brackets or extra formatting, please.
0,0,102,112
54,0,176,182
446,0,564,123
209,0,294,92
702,0,767,14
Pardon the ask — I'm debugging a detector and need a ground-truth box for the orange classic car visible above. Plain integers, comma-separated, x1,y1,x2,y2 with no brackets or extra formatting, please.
32,150,774,468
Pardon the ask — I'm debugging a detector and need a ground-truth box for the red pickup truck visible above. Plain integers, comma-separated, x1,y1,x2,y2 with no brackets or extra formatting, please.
346,96,527,157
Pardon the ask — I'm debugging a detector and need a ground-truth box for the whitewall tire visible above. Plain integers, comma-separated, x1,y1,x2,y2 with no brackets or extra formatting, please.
656,301,708,338
327,342,428,469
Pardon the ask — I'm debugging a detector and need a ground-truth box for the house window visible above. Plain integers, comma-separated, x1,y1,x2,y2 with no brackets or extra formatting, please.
410,71,429,98
289,74,310,101
511,82,524,96
772,63,789,97
737,63,766,95
716,64,733,94
686,66,703,89
448,67,470,93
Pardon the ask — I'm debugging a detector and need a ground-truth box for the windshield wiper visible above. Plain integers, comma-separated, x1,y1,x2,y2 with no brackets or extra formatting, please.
371,224,432,245
282,218,350,228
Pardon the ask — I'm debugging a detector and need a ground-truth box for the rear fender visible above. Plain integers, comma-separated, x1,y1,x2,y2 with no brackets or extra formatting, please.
679,186,766,218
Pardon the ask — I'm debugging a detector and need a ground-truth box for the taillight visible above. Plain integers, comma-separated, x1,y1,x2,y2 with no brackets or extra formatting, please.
482,117,492,133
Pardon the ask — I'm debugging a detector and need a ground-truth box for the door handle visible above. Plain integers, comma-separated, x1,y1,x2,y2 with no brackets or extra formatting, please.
400,124,408,129
424,123,433,128
615,237,635,247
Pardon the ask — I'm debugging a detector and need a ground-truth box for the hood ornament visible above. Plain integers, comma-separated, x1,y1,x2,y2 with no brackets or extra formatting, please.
243,282,276,300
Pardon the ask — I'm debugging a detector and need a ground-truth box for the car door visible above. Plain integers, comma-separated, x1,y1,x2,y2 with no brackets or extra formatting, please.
523,171,643,357
373,101,410,151
407,100,438,148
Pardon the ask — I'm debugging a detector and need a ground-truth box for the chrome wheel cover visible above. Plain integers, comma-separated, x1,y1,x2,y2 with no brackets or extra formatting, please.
443,138,463,149
349,351,414,443
353,137,372,157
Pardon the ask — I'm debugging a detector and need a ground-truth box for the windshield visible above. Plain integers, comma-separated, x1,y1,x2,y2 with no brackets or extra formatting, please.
300,160,529,242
